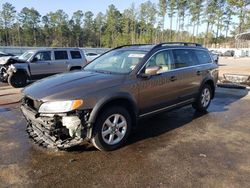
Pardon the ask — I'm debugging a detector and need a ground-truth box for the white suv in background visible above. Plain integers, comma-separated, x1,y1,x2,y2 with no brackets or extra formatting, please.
0,48,87,88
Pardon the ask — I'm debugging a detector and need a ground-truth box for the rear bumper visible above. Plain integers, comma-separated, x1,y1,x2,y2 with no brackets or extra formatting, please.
21,105,84,149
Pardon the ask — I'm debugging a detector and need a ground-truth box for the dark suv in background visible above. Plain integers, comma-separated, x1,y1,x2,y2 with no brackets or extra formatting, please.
21,42,218,151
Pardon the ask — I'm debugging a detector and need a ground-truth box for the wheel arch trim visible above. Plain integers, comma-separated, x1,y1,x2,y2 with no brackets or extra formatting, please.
88,93,138,125
200,78,216,98
15,68,30,78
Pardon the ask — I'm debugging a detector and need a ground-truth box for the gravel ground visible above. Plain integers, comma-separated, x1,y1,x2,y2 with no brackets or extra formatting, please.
219,57,250,76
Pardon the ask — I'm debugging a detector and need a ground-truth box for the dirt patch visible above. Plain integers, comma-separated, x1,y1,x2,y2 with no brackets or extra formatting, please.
219,57,250,76
0,164,31,187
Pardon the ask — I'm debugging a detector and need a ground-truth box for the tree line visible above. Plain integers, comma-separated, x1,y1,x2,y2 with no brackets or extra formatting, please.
0,0,249,48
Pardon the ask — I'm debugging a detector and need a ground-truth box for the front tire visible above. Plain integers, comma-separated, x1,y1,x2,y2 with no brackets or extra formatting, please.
8,72,27,88
91,106,131,151
193,84,212,112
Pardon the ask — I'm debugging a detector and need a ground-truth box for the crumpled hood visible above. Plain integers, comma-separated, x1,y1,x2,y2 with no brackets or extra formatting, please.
0,57,26,65
23,71,125,101
0,56,12,65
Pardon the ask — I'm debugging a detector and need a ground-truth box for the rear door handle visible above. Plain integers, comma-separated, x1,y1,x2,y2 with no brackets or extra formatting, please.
170,76,177,82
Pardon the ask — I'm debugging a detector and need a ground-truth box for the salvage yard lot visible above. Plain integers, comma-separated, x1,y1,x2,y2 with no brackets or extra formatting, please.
0,57,250,187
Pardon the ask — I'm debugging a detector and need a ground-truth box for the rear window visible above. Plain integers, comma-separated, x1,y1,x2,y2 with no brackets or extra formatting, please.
70,51,82,59
54,51,68,60
194,50,212,64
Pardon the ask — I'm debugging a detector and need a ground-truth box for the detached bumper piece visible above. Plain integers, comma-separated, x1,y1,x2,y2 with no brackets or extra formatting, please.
21,105,84,149
221,74,250,86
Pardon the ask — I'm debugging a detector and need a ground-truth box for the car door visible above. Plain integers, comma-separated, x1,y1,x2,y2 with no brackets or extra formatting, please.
137,50,185,115
171,49,201,101
70,50,85,66
29,51,53,78
193,49,214,85
51,50,69,73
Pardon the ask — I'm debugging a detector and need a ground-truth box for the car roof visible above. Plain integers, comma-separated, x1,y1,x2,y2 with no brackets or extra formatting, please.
118,45,155,52
116,42,206,52
26,48,82,52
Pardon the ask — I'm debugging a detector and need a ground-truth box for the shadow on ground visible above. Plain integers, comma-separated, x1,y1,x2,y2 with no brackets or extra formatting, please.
68,87,249,152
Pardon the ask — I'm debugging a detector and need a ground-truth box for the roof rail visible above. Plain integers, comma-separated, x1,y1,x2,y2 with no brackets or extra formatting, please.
111,42,202,52
155,42,203,48
113,44,153,50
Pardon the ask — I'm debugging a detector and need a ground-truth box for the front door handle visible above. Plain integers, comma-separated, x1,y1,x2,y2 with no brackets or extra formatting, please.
196,71,202,75
170,76,177,82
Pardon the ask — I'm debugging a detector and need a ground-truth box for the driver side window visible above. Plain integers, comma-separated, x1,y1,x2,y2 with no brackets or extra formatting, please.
145,50,173,74
33,51,51,62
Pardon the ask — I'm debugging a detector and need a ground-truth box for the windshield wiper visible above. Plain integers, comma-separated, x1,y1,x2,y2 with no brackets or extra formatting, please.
93,70,113,74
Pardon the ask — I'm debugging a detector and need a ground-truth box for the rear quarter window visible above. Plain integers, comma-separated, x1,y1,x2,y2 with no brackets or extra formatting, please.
70,51,82,59
54,51,68,60
194,50,212,65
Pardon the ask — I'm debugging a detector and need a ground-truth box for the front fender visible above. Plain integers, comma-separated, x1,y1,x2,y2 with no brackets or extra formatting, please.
88,92,138,124
7,64,30,77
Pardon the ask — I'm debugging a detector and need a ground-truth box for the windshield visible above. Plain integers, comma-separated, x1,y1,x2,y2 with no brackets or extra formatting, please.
84,49,147,74
18,51,35,61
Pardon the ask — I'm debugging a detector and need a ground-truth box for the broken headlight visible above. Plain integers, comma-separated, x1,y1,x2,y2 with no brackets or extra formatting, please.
38,100,83,113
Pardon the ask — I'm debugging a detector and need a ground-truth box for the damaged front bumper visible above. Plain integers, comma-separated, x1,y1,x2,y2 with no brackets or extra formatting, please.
20,105,91,149
0,66,8,82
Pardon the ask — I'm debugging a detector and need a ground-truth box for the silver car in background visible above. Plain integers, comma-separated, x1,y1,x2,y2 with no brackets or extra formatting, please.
210,50,219,64
85,52,100,63
0,48,87,88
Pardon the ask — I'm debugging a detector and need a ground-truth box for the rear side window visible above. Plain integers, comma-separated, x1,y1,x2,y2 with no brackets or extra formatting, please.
70,51,82,59
194,50,212,64
54,51,68,60
172,49,197,68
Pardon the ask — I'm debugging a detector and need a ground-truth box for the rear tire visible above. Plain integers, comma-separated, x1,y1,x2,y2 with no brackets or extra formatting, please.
91,106,131,151
8,72,27,88
193,84,212,112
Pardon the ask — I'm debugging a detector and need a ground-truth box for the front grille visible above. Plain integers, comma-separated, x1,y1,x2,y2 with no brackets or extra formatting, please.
23,97,42,111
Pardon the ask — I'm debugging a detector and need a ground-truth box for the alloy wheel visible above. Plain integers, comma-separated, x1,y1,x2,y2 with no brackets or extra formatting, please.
101,114,127,145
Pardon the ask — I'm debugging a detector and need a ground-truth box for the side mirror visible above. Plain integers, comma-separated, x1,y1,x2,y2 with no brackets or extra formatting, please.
32,57,38,62
145,66,161,75
138,66,161,79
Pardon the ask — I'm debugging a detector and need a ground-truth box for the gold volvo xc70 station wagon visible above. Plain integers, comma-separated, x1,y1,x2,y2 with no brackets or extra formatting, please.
21,42,218,151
